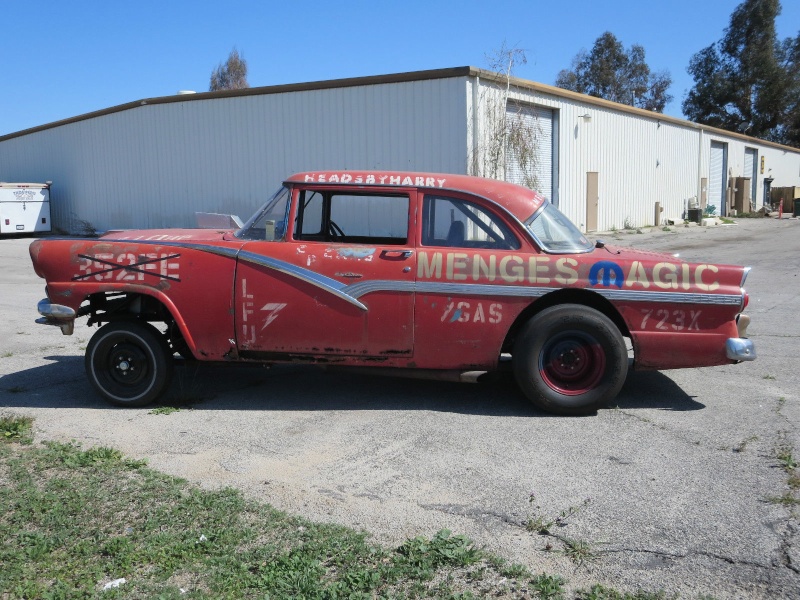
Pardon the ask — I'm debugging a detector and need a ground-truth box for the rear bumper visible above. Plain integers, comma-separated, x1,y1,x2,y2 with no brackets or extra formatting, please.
36,298,75,335
726,337,756,361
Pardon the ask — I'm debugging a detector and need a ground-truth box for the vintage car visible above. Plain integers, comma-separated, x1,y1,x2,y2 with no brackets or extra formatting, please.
29,171,755,415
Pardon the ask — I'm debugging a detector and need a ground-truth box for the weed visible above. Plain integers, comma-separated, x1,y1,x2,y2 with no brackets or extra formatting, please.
76,219,98,237
149,406,181,415
720,217,734,224
766,494,800,506
775,446,798,471
787,471,800,490
623,217,634,230
763,374,776,380
609,225,617,232
577,584,675,599
527,493,591,534
732,435,758,453
1,351,12,358
661,226,671,232
530,572,565,599
0,414,33,444
561,538,597,566
499,562,530,579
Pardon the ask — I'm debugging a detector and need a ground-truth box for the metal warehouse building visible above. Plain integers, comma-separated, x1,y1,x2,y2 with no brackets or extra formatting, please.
1,66,799,234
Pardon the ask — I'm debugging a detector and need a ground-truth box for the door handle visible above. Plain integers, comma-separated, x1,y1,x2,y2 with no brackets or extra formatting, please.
380,250,413,259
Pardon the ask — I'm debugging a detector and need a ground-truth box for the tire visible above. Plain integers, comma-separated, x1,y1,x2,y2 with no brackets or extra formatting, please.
513,304,627,415
85,322,173,407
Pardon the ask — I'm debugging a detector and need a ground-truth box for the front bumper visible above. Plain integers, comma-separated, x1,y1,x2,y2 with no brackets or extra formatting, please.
726,337,756,361
36,298,76,335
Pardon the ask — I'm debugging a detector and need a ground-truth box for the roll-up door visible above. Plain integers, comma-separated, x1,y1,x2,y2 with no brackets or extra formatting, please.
505,104,555,201
744,147,758,208
709,141,728,216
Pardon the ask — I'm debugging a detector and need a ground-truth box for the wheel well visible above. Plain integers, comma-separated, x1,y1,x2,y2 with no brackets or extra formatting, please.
79,291,188,354
501,289,631,353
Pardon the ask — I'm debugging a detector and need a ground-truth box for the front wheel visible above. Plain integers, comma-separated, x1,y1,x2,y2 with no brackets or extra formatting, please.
85,322,173,407
513,305,628,415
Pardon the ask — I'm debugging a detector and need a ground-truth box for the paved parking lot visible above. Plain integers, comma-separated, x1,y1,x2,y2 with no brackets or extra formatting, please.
1,218,798,598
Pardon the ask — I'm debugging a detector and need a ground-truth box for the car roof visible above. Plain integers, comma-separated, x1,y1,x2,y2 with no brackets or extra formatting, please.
284,171,546,222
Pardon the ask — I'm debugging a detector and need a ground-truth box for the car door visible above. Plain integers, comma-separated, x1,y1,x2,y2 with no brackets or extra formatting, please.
413,192,532,369
235,185,416,359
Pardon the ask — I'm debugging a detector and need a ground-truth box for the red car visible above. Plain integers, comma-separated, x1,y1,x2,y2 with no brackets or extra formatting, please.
30,172,755,415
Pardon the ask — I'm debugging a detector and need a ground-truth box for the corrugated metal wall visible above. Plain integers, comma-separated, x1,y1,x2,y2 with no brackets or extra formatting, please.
2,68,799,234
467,77,800,231
0,77,469,233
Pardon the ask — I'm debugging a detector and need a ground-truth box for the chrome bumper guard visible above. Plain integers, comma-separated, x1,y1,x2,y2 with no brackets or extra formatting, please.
726,338,756,361
36,298,76,335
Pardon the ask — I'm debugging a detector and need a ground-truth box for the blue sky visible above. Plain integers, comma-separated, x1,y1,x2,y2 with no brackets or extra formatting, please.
2,0,798,136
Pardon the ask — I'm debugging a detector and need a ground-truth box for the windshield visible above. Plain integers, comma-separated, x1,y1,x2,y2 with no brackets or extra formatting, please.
235,185,291,240
525,203,593,253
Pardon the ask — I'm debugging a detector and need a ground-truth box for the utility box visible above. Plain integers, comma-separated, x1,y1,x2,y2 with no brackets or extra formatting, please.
733,177,752,214
0,182,52,234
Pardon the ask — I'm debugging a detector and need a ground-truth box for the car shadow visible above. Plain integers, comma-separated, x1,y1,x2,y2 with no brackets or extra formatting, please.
1,356,703,415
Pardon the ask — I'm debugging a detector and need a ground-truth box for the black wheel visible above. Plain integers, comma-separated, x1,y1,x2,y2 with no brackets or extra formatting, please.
513,304,627,415
85,322,173,407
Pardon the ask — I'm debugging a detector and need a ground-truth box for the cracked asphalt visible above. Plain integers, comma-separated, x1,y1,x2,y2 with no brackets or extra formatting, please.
1,217,798,598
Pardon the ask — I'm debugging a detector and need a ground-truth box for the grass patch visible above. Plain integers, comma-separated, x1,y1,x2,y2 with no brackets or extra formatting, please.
0,414,33,444
576,585,677,599
0,438,582,599
0,430,695,599
148,406,182,416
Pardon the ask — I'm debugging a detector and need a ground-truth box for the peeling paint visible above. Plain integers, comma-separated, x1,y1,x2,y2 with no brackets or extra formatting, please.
336,247,376,259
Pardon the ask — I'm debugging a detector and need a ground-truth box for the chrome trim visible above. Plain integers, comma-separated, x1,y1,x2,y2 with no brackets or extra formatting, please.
740,266,751,288
346,280,744,306
726,338,756,361
593,289,743,306
36,299,76,335
238,250,368,311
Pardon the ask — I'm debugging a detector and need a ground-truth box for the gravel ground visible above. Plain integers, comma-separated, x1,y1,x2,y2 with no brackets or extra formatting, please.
1,216,798,598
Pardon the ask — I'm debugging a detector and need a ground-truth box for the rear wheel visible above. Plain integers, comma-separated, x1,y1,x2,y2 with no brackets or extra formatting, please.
513,304,627,415
85,322,173,407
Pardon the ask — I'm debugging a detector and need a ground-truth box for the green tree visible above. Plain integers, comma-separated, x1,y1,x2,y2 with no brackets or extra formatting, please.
555,32,673,112
683,0,798,146
209,48,249,92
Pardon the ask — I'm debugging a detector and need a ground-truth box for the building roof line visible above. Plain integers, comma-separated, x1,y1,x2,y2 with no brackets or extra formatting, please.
1,65,797,154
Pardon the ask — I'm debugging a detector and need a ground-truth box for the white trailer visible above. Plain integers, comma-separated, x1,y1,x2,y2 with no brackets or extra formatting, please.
0,182,52,234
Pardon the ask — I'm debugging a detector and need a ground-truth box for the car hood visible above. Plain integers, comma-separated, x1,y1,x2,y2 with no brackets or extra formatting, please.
99,228,234,242
598,244,683,263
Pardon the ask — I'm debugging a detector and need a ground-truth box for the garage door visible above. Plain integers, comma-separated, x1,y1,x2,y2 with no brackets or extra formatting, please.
744,147,758,208
505,104,556,202
709,141,728,216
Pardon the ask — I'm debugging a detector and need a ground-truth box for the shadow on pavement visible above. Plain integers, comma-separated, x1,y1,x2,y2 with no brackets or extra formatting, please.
2,357,702,415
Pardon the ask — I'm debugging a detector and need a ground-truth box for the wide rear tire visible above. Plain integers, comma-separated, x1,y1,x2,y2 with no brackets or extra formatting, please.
513,304,627,415
85,322,173,407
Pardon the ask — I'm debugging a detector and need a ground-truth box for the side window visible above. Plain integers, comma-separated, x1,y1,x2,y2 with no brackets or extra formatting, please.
421,195,520,250
294,190,409,245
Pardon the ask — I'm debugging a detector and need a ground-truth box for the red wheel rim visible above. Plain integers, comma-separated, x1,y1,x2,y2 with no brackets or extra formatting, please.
538,331,605,395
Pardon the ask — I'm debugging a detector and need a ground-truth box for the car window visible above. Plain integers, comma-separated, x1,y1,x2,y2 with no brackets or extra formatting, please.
421,195,520,250
294,190,409,245
236,185,291,241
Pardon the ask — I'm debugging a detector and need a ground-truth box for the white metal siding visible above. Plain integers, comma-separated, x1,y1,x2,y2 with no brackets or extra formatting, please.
2,70,800,234
0,77,469,233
